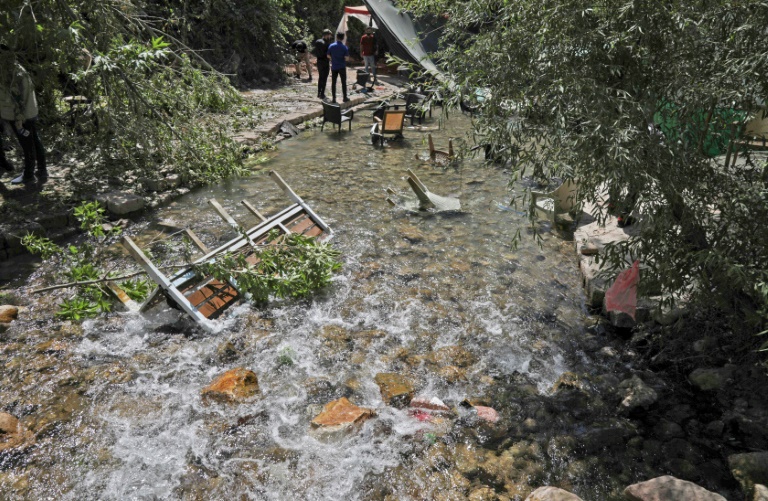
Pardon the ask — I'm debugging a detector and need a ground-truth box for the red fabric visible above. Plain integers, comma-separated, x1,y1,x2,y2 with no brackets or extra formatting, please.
605,260,640,319
345,6,370,15
360,34,376,56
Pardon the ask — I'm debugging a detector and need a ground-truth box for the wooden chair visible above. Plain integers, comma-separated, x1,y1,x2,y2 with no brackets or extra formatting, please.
370,109,406,145
321,102,354,132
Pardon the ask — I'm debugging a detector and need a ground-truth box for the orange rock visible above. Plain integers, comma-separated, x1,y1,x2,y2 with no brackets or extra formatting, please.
201,368,260,403
0,412,19,434
311,397,373,428
0,412,34,453
374,373,415,408
0,305,18,323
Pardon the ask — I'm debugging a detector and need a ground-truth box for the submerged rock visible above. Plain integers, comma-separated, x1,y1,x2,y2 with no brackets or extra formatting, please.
374,373,415,408
618,375,658,414
525,486,584,500
729,452,768,498
688,366,734,391
623,475,726,501
410,396,451,414
474,406,500,424
201,368,260,403
429,345,477,368
754,484,768,501
0,412,34,453
310,397,373,436
0,305,18,323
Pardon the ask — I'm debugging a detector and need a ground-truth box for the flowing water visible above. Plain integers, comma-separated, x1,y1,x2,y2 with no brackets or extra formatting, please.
2,111,625,500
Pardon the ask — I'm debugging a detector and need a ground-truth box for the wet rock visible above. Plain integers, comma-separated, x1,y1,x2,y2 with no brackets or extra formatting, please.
729,452,768,498
213,340,238,364
623,475,726,501
468,487,498,501
437,365,467,383
525,486,584,501
430,345,477,368
654,420,685,440
578,420,636,454
688,366,735,391
410,396,451,414
0,305,18,323
0,412,34,453
310,397,373,435
704,420,725,437
618,375,658,414
474,406,500,424
754,484,768,501
201,368,260,404
374,373,415,408
399,226,425,243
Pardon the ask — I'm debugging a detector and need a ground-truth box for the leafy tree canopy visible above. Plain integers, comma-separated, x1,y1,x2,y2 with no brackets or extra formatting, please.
403,0,768,336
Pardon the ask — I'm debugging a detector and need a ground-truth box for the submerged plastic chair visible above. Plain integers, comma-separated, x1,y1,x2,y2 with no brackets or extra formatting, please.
321,102,354,133
530,179,579,219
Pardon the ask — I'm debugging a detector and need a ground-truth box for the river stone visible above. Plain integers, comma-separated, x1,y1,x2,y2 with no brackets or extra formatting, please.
0,305,18,323
310,397,373,428
374,373,415,408
201,368,260,403
618,375,658,414
430,345,477,368
729,452,768,498
754,484,768,501
688,366,734,391
410,396,451,413
623,475,727,501
0,412,19,434
475,406,500,424
526,486,584,501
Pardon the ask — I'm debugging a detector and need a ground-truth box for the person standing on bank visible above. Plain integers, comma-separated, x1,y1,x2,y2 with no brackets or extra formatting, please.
327,32,350,103
290,38,312,81
313,29,333,100
360,27,377,83
0,57,47,185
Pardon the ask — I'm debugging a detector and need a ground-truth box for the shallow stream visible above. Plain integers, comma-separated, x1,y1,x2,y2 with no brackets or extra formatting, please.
3,111,633,500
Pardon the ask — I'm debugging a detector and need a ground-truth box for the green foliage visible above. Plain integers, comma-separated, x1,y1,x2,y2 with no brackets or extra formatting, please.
403,0,768,338
20,234,61,260
119,278,152,302
22,202,142,320
197,230,342,304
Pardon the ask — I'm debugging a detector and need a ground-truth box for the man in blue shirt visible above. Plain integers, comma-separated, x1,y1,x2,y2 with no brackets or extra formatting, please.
326,33,350,103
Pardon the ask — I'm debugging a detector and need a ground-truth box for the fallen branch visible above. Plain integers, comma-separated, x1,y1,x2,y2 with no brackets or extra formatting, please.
31,264,191,294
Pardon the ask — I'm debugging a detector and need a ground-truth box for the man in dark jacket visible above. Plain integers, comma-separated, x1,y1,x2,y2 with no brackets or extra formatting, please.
313,29,333,100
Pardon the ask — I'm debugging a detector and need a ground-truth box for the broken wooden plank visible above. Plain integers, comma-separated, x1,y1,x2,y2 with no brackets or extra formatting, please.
241,200,267,222
184,229,209,254
106,281,141,313
269,170,332,237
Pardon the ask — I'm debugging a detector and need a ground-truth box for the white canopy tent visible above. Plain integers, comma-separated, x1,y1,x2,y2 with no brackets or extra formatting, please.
336,5,377,37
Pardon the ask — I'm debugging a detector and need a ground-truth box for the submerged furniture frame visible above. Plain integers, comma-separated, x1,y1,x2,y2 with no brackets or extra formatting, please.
122,171,333,327
321,102,355,132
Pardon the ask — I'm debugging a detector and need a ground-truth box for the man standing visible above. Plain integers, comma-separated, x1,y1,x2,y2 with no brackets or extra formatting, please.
360,27,377,83
0,57,46,185
313,29,333,100
290,39,312,81
327,33,350,103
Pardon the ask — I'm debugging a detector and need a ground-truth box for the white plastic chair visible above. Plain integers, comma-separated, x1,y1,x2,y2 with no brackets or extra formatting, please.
531,179,579,219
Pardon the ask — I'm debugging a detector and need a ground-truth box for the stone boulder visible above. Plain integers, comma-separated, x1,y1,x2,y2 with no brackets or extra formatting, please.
526,486,584,501
623,475,727,501
754,484,768,501
374,373,415,408
0,305,18,323
688,366,735,391
618,375,658,414
729,452,768,498
201,368,260,403
0,412,34,452
310,397,373,436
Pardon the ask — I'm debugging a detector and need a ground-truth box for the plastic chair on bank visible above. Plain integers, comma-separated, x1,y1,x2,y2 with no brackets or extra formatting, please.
530,179,579,220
